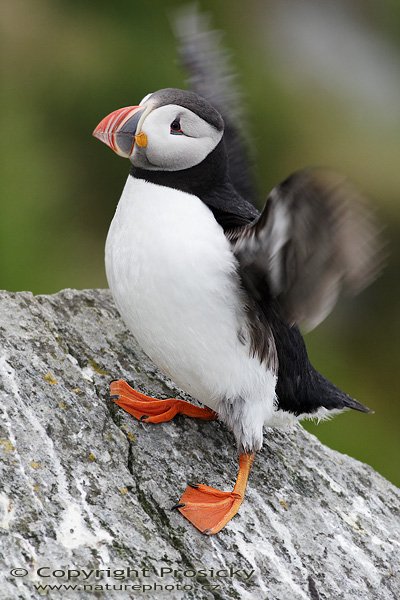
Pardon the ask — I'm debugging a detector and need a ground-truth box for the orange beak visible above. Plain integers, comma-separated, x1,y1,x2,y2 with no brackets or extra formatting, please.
92,105,146,158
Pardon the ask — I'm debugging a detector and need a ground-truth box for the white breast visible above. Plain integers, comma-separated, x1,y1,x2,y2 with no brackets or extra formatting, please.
105,177,277,439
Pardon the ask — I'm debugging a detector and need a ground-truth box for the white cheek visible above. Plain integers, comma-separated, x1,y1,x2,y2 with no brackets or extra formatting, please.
145,132,219,170
133,104,223,171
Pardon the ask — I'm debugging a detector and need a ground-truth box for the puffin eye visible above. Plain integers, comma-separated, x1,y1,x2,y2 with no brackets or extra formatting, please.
170,118,183,135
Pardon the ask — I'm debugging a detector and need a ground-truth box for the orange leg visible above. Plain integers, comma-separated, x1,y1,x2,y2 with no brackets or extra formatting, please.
174,453,255,535
110,379,217,423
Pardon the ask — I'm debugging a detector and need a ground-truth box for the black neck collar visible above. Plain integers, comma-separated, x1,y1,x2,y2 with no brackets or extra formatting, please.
130,139,227,194
129,139,259,230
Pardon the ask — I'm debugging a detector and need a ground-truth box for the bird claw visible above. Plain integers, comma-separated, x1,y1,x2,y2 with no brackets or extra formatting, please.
171,502,186,510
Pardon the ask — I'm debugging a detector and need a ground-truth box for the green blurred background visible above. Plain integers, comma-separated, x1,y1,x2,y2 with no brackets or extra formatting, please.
1,0,399,485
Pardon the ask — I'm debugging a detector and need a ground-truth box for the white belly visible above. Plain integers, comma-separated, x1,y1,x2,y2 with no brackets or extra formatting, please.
105,177,276,427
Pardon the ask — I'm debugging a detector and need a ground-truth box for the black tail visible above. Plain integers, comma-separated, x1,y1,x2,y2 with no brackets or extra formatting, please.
312,369,373,415
341,395,374,414
269,309,374,417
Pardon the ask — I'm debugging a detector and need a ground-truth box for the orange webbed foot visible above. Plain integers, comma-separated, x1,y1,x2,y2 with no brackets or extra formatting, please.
110,379,217,423
174,453,255,535
174,484,243,535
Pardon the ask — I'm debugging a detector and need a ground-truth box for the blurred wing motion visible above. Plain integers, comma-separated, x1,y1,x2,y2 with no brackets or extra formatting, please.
172,4,257,205
231,168,383,330
173,7,383,329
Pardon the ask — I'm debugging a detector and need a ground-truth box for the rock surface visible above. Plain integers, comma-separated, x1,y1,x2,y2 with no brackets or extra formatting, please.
0,288,399,600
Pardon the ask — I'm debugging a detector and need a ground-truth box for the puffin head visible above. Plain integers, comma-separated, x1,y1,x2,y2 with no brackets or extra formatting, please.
93,88,224,172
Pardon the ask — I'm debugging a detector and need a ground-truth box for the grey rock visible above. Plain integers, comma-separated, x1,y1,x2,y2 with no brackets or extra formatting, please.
0,288,399,600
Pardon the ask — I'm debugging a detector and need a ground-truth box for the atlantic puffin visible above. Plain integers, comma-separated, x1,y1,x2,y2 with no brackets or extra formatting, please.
92,7,383,534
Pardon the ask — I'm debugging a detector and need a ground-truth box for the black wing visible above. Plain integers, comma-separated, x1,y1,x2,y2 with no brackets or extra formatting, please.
231,168,383,331
172,4,257,205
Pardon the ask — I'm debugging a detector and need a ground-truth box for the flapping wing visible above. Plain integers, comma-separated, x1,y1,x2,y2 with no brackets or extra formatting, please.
172,4,257,205
231,168,383,331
